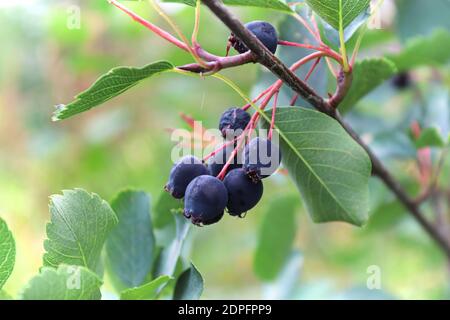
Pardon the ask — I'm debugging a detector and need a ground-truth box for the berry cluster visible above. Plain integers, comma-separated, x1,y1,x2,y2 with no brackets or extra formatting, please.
165,107,282,226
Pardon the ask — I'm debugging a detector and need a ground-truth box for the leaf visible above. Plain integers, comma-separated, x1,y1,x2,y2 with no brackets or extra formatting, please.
0,217,15,290
387,29,450,72
322,7,370,45
43,189,118,273
53,61,174,121
20,265,102,300
173,263,204,300
105,190,155,290
262,250,303,299
306,0,370,30
264,107,371,226
154,191,183,229
120,275,172,300
414,127,446,149
339,58,397,113
153,214,190,277
396,0,450,42
254,196,299,281
163,0,292,12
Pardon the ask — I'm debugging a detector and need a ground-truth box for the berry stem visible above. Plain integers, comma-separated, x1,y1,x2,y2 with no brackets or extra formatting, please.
289,94,299,106
291,12,323,45
203,138,237,162
192,0,202,45
149,0,205,66
268,90,279,140
242,84,275,111
108,0,189,52
278,40,342,64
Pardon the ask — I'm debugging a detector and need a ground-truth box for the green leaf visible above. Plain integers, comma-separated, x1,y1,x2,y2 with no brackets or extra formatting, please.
339,58,397,113
53,61,174,121
173,263,203,300
396,0,450,42
163,0,292,12
20,265,102,300
154,191,183,229
414,127,446,149
105,190,155,290
264,107,371,226
262,250,303,299
387,29,450,72
306,0,370,30
120,275,172,300
43,189,118,273
153,214,190,277
253,196,299,281
0,217,15,290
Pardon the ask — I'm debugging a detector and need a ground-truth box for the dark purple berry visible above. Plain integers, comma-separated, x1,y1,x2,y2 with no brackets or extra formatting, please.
165,155,209,199
223,168,263,217
207,145,242,177
229,21,278,54
391,72,411,90
219,107,250,139
184,175,228,226
242,137,282,182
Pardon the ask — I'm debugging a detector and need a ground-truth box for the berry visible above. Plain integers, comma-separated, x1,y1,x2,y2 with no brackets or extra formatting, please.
165,155,209,199
223,168,263,217
184,175,228,226
230,21,278,54
242,137,282,182
207,145,242,177
391,72,411,90
219,107,251,139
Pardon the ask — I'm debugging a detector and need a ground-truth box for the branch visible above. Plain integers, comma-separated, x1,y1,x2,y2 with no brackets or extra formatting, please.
201,0,450,258
201,0,333,116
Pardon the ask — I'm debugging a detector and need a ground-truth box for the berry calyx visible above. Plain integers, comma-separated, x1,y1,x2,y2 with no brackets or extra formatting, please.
229,21,278,54
219,107,251,139
165,155,209,199
184,175,228,226
207,145,242,177
242,137,282,182
223,168,263,217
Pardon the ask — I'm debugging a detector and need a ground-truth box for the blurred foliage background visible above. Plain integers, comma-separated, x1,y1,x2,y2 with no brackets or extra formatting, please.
0,0,449,299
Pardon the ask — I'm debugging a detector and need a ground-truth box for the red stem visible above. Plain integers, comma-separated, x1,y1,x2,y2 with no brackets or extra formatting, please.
109,0,190,52
268,91,279,140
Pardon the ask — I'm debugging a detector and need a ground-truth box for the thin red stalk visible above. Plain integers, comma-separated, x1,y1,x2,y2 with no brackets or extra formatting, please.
242,84,274,111
278,40,342,63
268,90,279,140
292,13,322,45
290,94,299,106
304,57,322,82
203,138,236,161
109,0,189,52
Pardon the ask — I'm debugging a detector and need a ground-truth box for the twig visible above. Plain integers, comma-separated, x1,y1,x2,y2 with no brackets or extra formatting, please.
201,0,450,258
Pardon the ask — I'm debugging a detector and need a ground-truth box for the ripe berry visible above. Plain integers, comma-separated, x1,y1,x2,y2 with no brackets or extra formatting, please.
184,175,228,226
207,145,241,177
165,155,209,199
391,72,411,90
242,137,282,182
230,21,278,54
219,107,251,139
223,168,263,217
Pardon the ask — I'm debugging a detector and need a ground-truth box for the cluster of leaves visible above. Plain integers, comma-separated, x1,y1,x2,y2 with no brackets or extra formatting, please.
0,189,202,300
